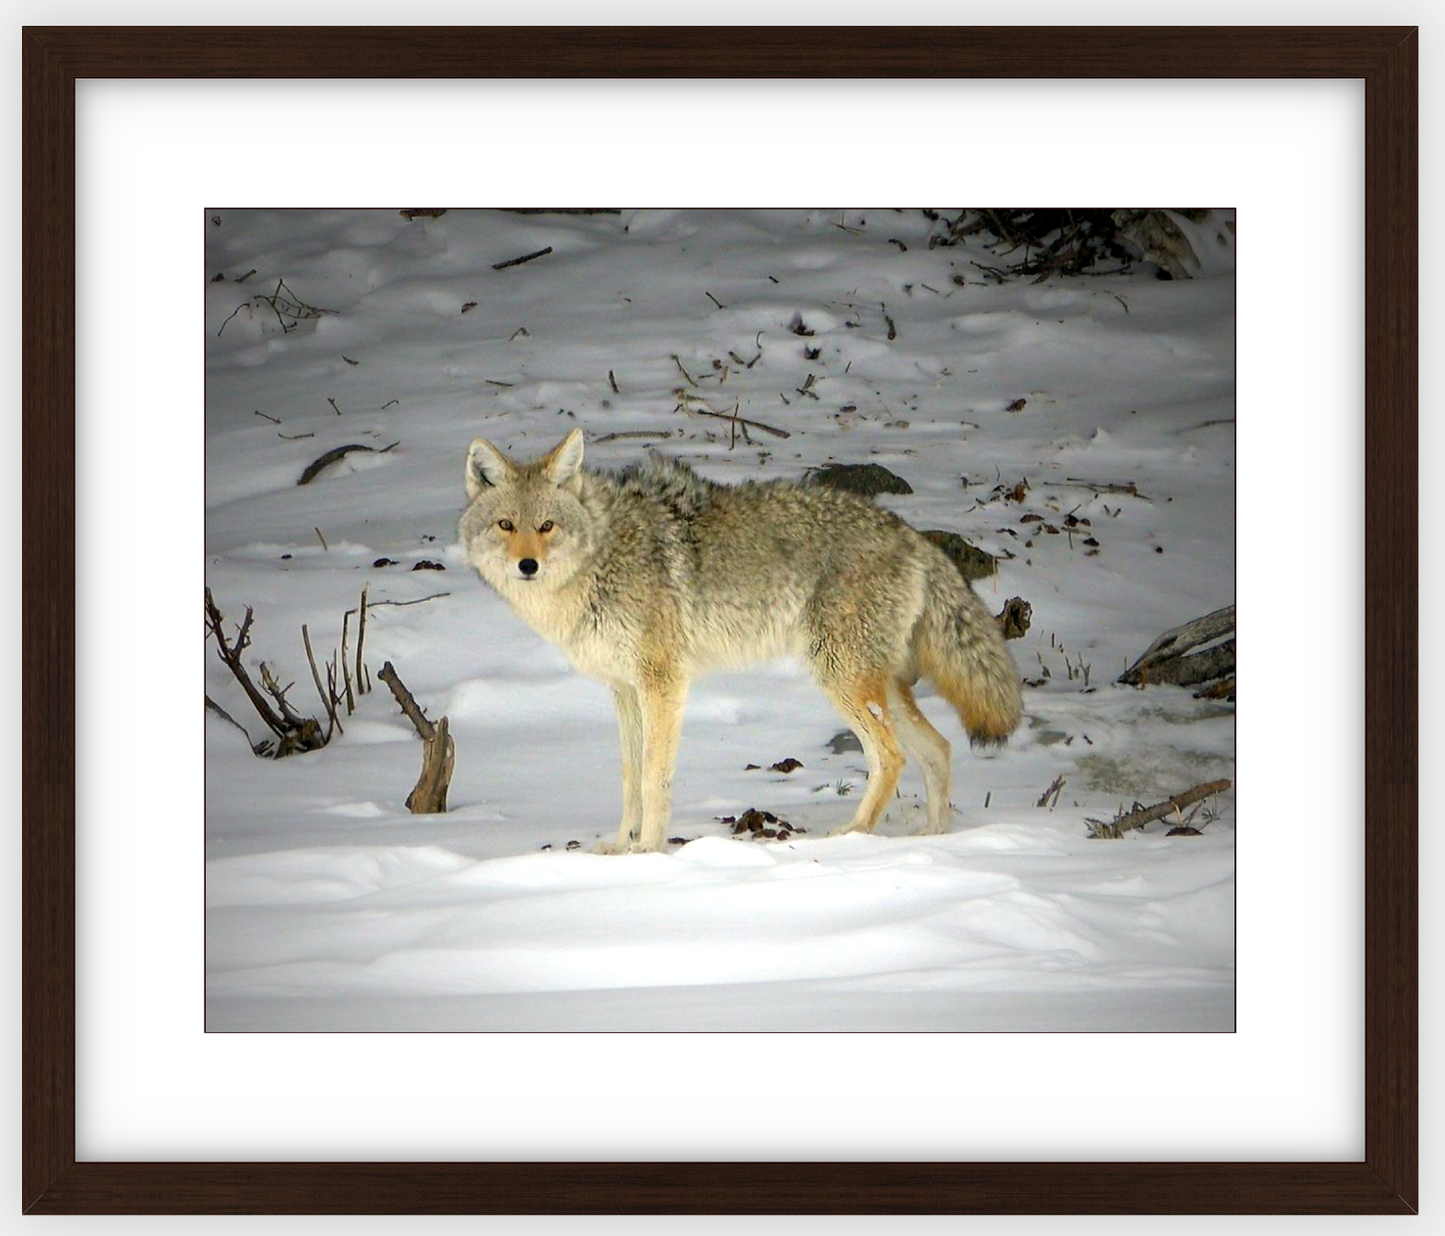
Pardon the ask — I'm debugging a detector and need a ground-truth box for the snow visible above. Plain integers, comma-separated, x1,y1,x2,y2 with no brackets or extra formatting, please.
205,208,1235,1032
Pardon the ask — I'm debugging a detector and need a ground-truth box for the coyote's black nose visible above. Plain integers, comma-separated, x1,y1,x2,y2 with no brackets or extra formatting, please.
518,558,539,576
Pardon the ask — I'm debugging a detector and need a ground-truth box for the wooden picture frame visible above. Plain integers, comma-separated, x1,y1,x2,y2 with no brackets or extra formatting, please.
21,26,1417,1214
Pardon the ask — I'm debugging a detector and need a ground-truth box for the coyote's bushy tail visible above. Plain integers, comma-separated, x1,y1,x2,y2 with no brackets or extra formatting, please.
911,557,1022,746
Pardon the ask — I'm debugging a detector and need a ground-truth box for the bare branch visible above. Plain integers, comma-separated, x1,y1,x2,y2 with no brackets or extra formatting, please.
377,660,435,741
355,584,369,696
1088,780,1232,839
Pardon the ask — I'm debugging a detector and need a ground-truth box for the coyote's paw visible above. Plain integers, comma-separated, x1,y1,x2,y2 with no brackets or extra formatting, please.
828,819,873,837
592,839,635,855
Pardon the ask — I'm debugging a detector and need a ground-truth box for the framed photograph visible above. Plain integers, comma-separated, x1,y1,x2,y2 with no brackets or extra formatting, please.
22,26,1415,1214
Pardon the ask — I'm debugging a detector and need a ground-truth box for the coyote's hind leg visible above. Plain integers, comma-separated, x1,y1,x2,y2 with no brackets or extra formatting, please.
635,670,688,852
888,679,952,834
815,672,905,835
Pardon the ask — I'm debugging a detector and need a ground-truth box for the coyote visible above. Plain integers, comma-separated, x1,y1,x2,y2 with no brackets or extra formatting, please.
459,429,1021,852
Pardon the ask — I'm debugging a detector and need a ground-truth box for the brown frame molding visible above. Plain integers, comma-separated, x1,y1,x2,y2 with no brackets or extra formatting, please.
21,26,1417,1214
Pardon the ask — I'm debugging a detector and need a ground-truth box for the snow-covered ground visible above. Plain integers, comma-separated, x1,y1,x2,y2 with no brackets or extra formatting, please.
205,208,1235,1031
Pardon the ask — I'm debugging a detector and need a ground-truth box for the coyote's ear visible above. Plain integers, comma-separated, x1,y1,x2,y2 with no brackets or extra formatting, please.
466,437,514,499
542,428,585,489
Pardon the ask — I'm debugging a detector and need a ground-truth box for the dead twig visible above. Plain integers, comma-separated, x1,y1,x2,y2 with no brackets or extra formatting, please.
325,656,343,732
354,584,369,697
205,589,325,756
672,354,699,387
594,430,674,443
342,592,450,618
340,609,355,715
1036,775,1067,810
492,246,553,271
1050,477,1151,499
673,389,791,439
302,623,342,738
217,279,335,338
205,693,263,752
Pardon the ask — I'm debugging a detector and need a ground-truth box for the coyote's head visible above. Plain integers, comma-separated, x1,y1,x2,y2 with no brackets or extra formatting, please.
459,428,595,589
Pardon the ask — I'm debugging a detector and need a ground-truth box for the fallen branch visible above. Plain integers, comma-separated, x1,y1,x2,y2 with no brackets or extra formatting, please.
297,441,399,485
1088,779,1232,839
301,445,372,484
377,661,456,814
492,246,553,271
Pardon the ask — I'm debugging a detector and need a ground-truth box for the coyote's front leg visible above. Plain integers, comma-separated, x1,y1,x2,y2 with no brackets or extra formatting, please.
597,685,644,854
635,670,689,852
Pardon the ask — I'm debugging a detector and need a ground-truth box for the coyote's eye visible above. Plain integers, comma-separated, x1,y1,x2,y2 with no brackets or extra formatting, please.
538,520,555,533
497,519,514,532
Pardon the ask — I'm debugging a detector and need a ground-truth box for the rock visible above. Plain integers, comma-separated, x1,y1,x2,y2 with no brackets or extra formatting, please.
1110,209,1201,280
920,530,996,582
828,729,862,754
810,463,913,497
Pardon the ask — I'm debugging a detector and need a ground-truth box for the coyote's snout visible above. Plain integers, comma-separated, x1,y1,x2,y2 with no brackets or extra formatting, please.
459,429,1021,852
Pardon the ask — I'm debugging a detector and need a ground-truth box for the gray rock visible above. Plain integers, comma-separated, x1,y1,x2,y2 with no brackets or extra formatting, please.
920,529,996,583
1110,209,1201,280
810,462,913,497
828,729,863,754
